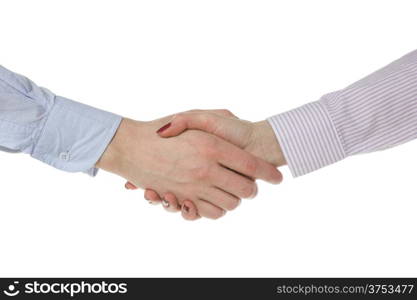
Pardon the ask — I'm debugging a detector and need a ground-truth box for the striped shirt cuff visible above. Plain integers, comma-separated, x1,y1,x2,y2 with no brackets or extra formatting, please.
267,100,346,177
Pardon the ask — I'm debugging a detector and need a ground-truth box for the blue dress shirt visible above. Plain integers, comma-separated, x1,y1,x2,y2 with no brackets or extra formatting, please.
0,65,122,176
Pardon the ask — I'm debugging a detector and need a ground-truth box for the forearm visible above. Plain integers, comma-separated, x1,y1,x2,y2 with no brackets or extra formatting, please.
268,49,417,177
0,65,121,175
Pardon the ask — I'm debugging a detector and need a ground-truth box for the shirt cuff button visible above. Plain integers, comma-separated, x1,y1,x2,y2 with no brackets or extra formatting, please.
59,151,70,161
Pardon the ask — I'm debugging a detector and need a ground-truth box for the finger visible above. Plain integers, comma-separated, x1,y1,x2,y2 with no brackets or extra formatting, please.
211,166,258,199
144,189,162,205
200,187,241,211
125,181,138,190
161,192,181,212
194,199,225,220
181,200,200,221
217,142,283,184
156,112,242,144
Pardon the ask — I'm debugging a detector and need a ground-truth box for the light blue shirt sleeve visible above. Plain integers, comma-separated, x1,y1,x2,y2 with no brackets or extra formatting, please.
0,65,122,176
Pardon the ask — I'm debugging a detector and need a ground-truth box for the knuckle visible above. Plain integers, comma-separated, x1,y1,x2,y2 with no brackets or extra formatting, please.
173,113,186,123
199,136,219,156
243,158,258,176
192,164,212,180
220,109,233,116
200,114,214,128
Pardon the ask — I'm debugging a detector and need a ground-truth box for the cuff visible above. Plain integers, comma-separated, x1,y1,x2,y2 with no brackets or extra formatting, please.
31,96,122,176
267,100,346,177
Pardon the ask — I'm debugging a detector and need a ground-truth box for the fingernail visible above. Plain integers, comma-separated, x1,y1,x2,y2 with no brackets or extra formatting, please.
249,185,258,199
162,199,169,207
144,195,149,201
183,204,190,213
157,123,171,133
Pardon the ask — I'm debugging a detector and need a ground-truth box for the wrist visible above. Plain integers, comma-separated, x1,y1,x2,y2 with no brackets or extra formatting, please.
252,120,286,166
96,118,141,176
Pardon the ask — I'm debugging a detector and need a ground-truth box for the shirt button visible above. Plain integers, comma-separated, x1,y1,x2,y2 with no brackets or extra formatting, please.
59,151,70,161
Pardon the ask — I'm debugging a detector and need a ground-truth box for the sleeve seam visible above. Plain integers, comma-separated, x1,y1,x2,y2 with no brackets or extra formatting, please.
319,98,347,158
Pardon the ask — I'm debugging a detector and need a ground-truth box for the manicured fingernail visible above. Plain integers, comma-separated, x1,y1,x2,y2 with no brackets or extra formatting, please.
183,204,190,213
157,123,171,133
162,199,169,207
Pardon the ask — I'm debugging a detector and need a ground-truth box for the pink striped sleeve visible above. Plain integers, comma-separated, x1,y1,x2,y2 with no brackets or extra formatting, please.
268,49,417,177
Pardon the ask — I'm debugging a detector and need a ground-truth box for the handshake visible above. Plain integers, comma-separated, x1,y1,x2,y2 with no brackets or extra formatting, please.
96,109,286,221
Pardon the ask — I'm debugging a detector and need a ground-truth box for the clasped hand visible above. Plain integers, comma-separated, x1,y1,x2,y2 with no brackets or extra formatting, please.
96,110,285,221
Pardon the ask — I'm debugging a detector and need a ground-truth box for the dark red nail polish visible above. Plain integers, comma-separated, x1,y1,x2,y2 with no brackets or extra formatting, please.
157,123,171,133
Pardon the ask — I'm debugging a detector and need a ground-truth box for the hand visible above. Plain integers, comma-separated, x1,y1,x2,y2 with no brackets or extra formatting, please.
126,110,286,220
158,110,285,166
97,113,282,219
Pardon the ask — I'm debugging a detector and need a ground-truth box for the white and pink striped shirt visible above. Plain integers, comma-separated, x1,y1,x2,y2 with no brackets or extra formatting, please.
268,49,417,177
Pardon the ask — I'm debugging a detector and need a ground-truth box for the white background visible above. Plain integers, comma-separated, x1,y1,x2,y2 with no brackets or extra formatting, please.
0,0,416,277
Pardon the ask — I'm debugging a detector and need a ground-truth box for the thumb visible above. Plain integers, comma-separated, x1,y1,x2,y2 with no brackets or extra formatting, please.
156,112,220,136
